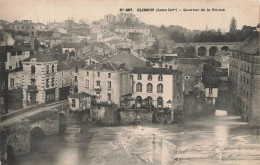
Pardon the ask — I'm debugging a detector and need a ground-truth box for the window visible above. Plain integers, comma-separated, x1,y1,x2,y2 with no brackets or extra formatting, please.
52,65,55,73
158,75,163,81
31,65,36,74
97,72,100,77
185,76,189,80
10,78,14,87
209,88,213,94
107,93,111,101
96,80,100,86
62,72,64,77
157,84,163,93
87,71,89,76
75,76,77,82
157,97,163,108
108,81,111,89
51,77,55,87
108,73,111,78
137,74,142,80
86,80,89,88
148,74,152,80
147,83,153,93
46,78,49,88
136,83,142,92
72,99,75,107
61,80,64,87
46,65,49,74
146,97,152,106
31,79,36,86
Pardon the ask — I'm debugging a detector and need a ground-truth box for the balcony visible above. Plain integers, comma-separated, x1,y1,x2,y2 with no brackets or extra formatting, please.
94,86,101,92
28,85,38,91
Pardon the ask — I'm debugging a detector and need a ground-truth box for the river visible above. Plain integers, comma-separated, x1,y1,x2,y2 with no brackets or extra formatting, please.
13,110,260,165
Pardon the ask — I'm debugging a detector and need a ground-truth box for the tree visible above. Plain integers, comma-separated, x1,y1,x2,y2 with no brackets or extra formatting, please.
229,17,237,34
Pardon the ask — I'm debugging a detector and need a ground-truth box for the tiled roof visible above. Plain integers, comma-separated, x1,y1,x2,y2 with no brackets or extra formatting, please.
62,42,78,48
85,62,128,71
132,67,181,75
23,52,58,62
231,31,259,55
57,62,72,71
70,60,85,68
68,92,92,98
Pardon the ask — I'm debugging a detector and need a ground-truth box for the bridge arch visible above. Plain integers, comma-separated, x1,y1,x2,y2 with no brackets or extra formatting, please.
30,127,44,139
173,47,185,56
221,46,230,52
59,113,66,134
198,46,207,56
7,145,15,164
209,46,218,57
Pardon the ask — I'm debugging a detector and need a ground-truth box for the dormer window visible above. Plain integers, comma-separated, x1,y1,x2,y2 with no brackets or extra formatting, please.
148,74,152,81
158,75,163,81
137,74,142,80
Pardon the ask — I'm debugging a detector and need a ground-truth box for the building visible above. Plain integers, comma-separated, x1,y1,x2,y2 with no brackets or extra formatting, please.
68,92,92,111
202,70,219,105
104,14,116,24
0,47,8,115
229,31,260,127
106,50,147,71
22,53,59,107
115,27,151,39
0,44,31,71
131,67,183,113
8,70,22,89
57,62,74,101
78,62,132,106
10,20,46,36
178,58,203,95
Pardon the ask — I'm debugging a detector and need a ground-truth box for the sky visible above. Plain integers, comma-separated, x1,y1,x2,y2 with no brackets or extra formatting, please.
0,0,259,31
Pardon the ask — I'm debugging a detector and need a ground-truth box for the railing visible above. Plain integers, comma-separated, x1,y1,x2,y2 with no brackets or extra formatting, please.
28,85,38,91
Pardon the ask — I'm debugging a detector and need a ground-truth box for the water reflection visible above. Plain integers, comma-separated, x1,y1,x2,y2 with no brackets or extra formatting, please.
215,110,228,116
215,125,228,160
13,112,260,165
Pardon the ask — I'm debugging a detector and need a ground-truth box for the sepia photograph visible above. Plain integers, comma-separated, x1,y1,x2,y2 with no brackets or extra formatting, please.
0,0,259,164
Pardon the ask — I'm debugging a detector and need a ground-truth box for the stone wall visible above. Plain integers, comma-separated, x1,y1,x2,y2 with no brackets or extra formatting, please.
28,109,59,135
4,119,31,156
0,129,7,165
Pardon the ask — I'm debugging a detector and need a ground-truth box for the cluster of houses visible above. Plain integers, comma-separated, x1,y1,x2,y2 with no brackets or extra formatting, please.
0,16,259,126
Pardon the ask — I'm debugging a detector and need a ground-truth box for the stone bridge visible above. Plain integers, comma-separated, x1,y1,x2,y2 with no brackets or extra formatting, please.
171,42,242,56
0,102,68,165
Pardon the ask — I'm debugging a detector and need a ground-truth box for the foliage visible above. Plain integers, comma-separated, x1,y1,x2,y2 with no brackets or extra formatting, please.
229,17,237,34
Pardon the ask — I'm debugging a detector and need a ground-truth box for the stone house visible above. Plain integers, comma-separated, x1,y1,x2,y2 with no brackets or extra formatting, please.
78,62,132,107
229,31,260,127
22,53,59,107
131,67,183,111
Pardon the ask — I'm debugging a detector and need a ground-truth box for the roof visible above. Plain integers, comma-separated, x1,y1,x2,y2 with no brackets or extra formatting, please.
70,60,85,68
23,52,58,62
88,54,104,61
68,92,92,98
62,43,78,48
85,62,128,71
57,62,73,71
231,31,259,55
132,67,181,75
